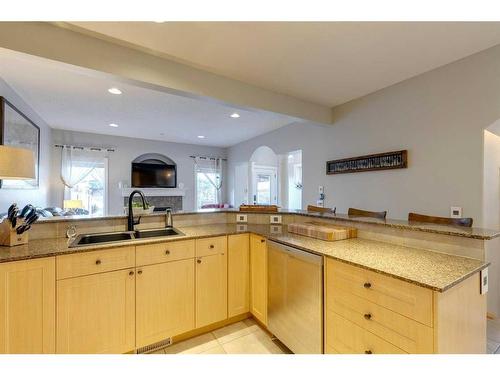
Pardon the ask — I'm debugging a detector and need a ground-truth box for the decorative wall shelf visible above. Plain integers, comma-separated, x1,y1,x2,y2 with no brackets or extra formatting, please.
326,150,407,175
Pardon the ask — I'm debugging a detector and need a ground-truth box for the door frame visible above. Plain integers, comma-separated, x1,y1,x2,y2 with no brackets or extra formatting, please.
250,163,278,205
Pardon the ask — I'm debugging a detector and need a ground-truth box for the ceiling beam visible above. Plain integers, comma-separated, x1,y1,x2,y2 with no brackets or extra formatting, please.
0,22,332,124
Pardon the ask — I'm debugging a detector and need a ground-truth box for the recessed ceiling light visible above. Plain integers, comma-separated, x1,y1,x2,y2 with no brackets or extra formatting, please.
109,123,119,128
108,88,122,95
230,113,240,118
197,135,206,139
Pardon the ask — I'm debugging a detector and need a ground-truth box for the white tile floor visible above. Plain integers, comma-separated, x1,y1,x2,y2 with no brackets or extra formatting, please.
487,318,500,354
150,318,288,354
151,317,500,354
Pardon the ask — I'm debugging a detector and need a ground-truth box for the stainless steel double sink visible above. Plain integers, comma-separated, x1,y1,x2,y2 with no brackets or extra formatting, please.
69,227,184,247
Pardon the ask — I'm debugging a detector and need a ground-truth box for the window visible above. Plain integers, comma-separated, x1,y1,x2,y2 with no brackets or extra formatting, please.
69,159,107,215
61,147,108,216
194,157,223,209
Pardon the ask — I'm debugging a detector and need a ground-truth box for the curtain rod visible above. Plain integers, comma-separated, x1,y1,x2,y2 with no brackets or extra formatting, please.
54,144,115,152
190,155,227,161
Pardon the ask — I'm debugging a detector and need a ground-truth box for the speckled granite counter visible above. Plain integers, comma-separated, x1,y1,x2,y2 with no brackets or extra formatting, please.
35,208,500,240
0,224,488,292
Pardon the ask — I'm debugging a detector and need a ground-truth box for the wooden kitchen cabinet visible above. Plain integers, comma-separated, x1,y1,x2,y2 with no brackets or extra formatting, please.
56,268,136,354
228,234,250,317
250,234,267,325
195,237,228,328
136,259,195,347
0,258,55,354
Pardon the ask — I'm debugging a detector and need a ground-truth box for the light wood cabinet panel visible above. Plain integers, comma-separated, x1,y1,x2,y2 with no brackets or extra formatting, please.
196,236,227,257
57,268,135,354
0,258,55,354
327,312,406,354
136,240,195,266
228,234,250,317
57,246,135,280
250,234,267,325
327,258,433,326
195,252,228,328
136,259,195,347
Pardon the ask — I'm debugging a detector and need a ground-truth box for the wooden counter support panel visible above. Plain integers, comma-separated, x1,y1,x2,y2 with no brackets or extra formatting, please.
57,246,135,279
433,273,486,354
250,234,268,326
228,234,250,317
0,258,55,354
136,240,195,266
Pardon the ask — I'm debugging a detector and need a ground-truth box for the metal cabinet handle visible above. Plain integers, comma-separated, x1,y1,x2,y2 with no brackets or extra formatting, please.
365,350,372,354
364,313,372,320
165,250,170,255
260,239,265,243
95,259,102,265
363,282,372,289
138,270,143,275
197,259,202,264
209,245,215,249
129,271,134,276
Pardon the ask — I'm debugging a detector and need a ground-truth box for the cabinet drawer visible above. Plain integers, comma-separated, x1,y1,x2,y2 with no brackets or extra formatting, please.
136,240,195,266
57,247,135,280
328,288,433,353
195,236,227,257
326,312,406,354
326,258,433,326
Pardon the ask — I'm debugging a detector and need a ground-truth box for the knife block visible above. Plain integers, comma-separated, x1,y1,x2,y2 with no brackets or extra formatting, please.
0,220,28,246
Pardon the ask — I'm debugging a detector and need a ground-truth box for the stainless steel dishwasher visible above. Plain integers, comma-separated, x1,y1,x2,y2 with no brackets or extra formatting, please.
267,240,323,354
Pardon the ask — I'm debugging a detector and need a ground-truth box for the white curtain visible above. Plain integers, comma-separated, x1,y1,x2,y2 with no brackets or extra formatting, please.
60,147,107,199
194,157,224,204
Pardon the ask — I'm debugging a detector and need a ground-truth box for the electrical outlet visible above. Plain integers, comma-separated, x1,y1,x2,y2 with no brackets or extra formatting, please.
236,214,247,223
450,206,462,218
270,215,282,224
237,224,248,232
480,268,489,295
270,225,282,234
319,186,324,194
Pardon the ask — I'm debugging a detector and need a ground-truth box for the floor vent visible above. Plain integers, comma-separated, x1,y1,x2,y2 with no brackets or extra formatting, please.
136,337,172,354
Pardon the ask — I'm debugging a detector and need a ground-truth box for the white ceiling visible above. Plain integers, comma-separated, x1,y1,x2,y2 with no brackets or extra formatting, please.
68,22,500,107
0,49,298,147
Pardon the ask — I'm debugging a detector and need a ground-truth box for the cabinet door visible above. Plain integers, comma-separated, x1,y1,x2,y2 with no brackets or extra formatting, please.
57,268,135,354
228,234,250,317
250,234,267,325
136,259,195,348
196,253,227,328
0,258,55,354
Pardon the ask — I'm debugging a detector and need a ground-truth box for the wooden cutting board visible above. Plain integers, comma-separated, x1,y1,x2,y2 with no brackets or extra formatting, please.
287,221,357,241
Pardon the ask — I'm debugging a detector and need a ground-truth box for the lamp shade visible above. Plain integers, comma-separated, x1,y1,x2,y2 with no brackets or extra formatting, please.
0,145,35,180
63,200,83,209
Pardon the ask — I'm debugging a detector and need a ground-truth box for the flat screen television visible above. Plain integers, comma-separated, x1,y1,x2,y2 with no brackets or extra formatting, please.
132,162,177,188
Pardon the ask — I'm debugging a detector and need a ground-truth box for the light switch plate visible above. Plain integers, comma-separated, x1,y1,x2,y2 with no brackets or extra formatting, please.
481,268,489,295
450,206,462,218
270,215,282,224
236,214,248,223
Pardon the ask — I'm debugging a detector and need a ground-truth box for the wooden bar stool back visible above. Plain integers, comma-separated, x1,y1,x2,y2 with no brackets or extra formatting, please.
348,207,387,219
307,205,336,214
408,212,473,227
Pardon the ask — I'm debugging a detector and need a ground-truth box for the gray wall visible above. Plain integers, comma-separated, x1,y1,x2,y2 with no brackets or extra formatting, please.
0,77,52,212
50,129,227,214
228,44,500,226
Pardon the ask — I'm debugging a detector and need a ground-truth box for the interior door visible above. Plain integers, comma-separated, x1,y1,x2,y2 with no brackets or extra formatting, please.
252,165,277,205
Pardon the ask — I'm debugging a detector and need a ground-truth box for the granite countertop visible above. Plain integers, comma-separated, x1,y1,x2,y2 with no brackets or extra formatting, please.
0,224,487,292
35,208,500,240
